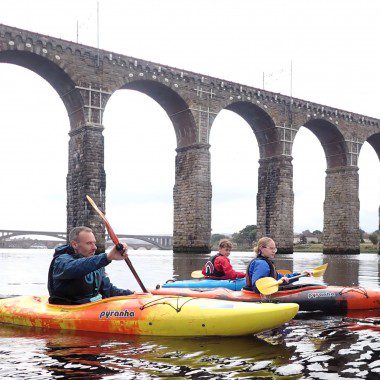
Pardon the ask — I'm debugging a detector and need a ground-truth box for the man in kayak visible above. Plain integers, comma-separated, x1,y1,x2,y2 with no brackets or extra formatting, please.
48,226,134,304
201,239,245,280
246,237,310,293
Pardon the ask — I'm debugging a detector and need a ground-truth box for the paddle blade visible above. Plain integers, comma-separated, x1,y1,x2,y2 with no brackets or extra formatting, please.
256,263,328,295
191,270,204,279
255,277,281,295
311,263,328,277
86,195,106,221
86,195,120,245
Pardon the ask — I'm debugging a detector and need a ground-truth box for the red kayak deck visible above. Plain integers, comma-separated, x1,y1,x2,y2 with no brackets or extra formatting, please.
152,284,380,312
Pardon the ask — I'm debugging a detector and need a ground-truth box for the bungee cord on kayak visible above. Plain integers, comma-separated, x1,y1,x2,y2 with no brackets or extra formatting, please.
139,296,198,313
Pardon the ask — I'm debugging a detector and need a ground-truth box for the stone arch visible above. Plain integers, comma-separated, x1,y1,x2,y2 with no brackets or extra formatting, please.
224,101,278,158
103,79,206,252
360,131,380,252
119,79,197,148
298,118,349,169
366,132,380,161
219,101,293,251
0,50,85,129
208,104,260,235
294,118,360,254
292,127,326,237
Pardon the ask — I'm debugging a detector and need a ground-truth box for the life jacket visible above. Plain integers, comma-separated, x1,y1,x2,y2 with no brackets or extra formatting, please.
48,245,103,305
245,255,277,290
203,254,225,277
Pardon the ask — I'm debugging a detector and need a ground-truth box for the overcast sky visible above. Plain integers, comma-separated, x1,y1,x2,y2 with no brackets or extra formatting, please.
0,0,379,236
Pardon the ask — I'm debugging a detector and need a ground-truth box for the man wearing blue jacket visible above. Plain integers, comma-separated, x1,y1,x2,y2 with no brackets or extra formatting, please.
48,226,133,304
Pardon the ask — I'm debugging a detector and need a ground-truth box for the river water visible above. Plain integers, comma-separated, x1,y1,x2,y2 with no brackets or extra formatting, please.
0,249,379,379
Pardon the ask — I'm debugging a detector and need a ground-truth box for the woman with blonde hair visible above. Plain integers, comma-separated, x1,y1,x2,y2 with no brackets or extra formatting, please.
245,237,310,293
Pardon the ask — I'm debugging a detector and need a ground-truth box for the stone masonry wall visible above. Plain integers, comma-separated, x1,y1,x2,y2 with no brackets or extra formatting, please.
173,144,212,253
257,156,294,253
67,125,106,252
323,167,360,254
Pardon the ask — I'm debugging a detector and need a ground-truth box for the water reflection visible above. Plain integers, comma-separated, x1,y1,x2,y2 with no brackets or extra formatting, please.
1,249,379,296
1,312,379,379
0,323,295,379
172,252,208,280
285,313,380,378
0,249,380,379
323,256,360,287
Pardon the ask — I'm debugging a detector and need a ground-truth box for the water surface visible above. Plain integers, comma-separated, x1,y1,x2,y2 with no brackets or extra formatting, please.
1,249,379,379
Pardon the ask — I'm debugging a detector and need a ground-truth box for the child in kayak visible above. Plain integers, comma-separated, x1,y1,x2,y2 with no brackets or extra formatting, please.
246,237,310,293
202,239,245,280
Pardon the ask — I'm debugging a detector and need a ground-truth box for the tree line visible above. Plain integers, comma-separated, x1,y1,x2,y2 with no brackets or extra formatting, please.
211,225,379,250
211,225,257,250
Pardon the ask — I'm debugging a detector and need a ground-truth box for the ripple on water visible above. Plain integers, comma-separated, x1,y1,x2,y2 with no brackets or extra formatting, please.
0,250,380,378
0,315,380,379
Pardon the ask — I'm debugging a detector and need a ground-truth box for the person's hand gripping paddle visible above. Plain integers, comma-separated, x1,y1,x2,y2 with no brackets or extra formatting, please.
255,263,328,295
86,195,148,293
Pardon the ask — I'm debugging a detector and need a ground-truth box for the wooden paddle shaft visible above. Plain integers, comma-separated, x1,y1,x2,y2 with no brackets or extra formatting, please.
124,258,148,293
86,195,148,294
115,243,148,293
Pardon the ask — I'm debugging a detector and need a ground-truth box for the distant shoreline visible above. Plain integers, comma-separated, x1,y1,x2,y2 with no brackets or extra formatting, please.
227,243,378,253
293,243,378,253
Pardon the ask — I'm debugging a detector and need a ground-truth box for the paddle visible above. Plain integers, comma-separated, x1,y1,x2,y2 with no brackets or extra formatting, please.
191,270,204,279
191,268,291,279
255,263,328,295
86,195,148,293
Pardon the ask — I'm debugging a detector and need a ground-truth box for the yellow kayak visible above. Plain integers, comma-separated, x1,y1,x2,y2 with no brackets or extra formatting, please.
0,294,299,337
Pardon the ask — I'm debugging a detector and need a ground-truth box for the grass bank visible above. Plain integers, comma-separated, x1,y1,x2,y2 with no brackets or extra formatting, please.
228,243,378,253
293,243,378,253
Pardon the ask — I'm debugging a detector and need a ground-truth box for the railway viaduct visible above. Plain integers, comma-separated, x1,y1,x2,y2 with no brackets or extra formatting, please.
1,24,379,254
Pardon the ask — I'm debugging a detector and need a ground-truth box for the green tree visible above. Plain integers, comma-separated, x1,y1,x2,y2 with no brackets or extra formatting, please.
232,225,257,247
359,228,366,243
368,231,379,246
210,233,229,247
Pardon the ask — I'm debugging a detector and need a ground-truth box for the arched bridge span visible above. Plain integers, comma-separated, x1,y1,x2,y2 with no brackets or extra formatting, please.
0,23,379,254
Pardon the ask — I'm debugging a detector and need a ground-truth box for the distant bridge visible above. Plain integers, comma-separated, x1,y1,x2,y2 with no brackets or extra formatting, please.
0,229,173,250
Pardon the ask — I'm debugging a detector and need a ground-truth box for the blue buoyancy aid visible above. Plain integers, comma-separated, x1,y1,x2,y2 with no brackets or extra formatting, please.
245,255,277,290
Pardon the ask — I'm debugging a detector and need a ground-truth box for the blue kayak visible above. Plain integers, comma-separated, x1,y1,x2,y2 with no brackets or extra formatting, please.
161,277,246,291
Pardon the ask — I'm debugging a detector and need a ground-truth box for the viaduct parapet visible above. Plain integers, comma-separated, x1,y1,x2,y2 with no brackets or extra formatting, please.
1,24,379,254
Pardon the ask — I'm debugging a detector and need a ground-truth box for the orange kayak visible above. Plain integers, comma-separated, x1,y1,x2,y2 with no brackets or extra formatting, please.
152,284,380,313
0,294,299,337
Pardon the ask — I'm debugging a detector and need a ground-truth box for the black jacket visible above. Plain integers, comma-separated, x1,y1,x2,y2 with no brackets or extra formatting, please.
47,244,133,304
